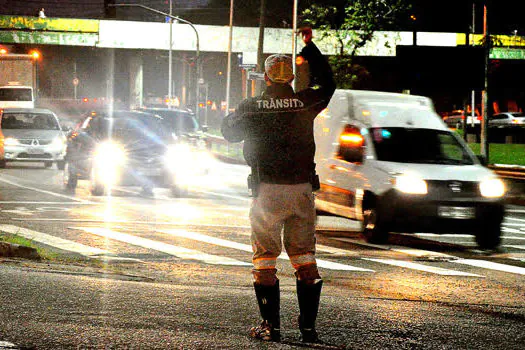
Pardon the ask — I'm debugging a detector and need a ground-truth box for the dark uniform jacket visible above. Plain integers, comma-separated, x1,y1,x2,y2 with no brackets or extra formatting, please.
221,42,336,184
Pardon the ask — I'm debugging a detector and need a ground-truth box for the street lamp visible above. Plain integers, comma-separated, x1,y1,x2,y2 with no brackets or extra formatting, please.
109,3,200,117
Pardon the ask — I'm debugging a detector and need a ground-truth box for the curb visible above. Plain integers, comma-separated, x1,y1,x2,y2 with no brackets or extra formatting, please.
0,242,40,259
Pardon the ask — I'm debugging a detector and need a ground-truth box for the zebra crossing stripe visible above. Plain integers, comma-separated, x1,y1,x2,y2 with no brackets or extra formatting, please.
452,259,525,275
73,227,251,266
362,258,483,277
0,224,109,257
159,228,373,272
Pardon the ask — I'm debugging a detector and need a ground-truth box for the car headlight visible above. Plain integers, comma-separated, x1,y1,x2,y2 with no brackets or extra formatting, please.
93,141,127,167
479,178,505,198
51,136,66,148
165,143,193,166
393,174,428,195
4,137,19,146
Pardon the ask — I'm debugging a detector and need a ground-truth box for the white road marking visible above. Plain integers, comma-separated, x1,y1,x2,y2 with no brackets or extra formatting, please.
334,237,525,276
332,238,455,259
73,227,250,266
503,217,525,223
453,259,525,275
0,176,92,203
0,201,93,205
1,207,34,216
414,233,474,238
362,258,482,277
0,224,109,257
159,228,372,271
504,245,525,250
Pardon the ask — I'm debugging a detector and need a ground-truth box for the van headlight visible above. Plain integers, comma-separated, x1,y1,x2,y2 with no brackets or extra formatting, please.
394,174,428,195
479,178,505,198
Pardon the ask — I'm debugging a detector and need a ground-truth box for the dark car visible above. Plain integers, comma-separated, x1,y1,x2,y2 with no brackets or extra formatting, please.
137,107,212,174
63,109,188,197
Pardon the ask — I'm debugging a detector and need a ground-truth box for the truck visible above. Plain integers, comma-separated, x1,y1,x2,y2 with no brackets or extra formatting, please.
0,53,37,108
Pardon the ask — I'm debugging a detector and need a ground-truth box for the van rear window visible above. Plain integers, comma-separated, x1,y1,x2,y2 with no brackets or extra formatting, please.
370,127,475,165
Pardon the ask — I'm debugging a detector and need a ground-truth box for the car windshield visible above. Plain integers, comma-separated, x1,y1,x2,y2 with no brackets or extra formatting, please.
94,114,170,146
0,88,32,101
1,112,59,130
152,110,199,134
370,127,475,165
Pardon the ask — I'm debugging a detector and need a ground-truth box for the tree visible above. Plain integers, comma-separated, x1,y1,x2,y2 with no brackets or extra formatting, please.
300,0,411,89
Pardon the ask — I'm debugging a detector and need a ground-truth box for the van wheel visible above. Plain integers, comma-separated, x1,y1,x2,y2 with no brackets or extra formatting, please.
0,159,5,168
57,160,66,170
362,208,388,244
44,161,53,168
475,222,501,250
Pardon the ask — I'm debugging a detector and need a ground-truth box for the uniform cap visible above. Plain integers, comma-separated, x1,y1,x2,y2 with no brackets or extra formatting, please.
264,54,294,83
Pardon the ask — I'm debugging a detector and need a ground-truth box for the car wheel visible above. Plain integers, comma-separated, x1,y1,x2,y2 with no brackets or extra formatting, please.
0,159,6,168
90,167,105,196
63,162,78,191
44,161,53,168
170,184,188,198
57,160,66,170
475,222,502,250
362,207,388,244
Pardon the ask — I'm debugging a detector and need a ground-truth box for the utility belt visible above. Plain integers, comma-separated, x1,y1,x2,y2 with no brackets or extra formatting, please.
248,168,320,197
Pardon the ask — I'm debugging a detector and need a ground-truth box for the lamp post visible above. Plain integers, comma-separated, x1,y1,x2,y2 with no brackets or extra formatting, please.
225,0,234,117
109,3,200,117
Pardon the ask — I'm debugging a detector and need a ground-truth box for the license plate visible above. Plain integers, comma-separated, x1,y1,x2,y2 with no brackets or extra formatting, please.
27,148,44,154
438,206,475,219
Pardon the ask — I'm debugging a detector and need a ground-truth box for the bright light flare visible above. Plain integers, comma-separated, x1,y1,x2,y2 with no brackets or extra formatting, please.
479,178,505,198
394,174,428,195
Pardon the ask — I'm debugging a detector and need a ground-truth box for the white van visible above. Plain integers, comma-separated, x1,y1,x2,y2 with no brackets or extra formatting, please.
313,90,506,249
0,84,35,109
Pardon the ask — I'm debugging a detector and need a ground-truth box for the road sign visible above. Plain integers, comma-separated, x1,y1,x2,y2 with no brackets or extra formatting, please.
247,71,264,81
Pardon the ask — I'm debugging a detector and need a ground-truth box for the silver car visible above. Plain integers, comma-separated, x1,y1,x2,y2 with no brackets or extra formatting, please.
489,112,525,126
0,108,67,169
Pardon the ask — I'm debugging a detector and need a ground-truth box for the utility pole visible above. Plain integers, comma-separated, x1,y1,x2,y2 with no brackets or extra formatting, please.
481,1,490,160
225,0,234,116
255,0,266,96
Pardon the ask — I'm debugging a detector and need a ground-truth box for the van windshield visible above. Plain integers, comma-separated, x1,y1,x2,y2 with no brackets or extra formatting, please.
0,88,33,101
370,127,475,165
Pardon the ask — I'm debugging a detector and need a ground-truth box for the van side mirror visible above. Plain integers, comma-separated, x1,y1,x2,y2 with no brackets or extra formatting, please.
201,125,209,133
339,144,364,164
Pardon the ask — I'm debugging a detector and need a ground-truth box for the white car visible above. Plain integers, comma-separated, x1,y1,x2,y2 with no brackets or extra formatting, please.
489,112,525,126
0,108,67,169
443,110,480,129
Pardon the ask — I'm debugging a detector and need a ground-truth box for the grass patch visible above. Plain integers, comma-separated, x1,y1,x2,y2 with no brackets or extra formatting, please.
0,232,102,266
467,143,525,166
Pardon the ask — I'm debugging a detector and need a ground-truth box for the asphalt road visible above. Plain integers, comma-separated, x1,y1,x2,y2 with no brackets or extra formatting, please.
0,160,524,349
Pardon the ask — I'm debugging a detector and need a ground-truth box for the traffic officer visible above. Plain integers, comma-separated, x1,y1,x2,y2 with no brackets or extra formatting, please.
221,26,335,343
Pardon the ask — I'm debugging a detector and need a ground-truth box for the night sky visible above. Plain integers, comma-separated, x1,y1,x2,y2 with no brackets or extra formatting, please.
0,0,523,35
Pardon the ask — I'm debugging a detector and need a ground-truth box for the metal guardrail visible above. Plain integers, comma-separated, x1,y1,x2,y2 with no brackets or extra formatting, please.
489,165,525,180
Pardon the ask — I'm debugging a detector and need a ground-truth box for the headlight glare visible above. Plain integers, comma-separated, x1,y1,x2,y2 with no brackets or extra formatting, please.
479,178,505,198
4,137,19,146
394,174,428,195
94,141,126,167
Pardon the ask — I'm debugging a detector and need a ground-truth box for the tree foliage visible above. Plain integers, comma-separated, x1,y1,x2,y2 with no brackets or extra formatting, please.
301,0,411,89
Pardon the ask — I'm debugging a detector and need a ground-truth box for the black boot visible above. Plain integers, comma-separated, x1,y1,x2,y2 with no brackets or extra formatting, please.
297,279,323,343
249,281,281,342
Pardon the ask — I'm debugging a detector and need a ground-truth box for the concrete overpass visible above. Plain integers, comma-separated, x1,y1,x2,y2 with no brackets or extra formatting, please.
1,14,524,123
